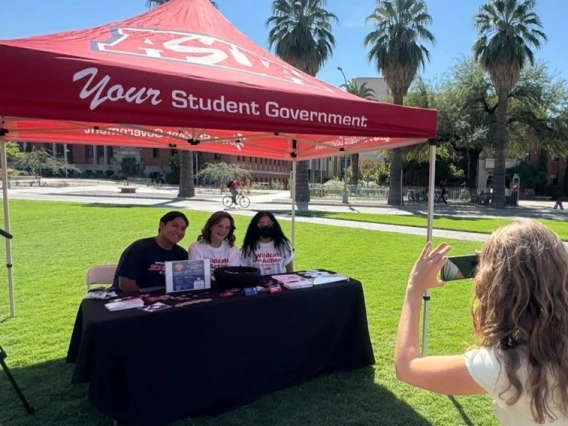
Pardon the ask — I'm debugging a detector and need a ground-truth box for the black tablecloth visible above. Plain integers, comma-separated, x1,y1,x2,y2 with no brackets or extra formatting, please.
67,279,375,426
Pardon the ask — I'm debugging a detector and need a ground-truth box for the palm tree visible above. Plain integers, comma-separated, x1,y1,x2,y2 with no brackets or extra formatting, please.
364,0,435,206
342,81,376,186
473,0,546,208
146,0,220,197
267,0,338,203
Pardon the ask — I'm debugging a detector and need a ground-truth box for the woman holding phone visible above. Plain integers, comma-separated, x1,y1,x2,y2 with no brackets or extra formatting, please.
395,219,568,425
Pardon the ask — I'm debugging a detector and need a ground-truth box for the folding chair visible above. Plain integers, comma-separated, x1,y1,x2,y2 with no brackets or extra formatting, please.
85,264,117,293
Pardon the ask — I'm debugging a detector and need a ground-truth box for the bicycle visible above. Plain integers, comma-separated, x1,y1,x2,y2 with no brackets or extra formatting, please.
222,191,250,208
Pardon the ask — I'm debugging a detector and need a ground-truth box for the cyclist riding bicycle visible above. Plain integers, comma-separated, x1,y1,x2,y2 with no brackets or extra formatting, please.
228,178,241,205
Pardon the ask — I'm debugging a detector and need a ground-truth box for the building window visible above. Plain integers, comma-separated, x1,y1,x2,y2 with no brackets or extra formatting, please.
87,146,94,157
214,154,221,160
152,148,159,158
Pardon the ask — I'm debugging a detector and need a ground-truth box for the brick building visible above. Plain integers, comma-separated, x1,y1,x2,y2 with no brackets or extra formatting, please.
19,142,293,185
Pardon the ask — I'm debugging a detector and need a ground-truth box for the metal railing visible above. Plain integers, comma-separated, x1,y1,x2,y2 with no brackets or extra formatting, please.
307,184,516,206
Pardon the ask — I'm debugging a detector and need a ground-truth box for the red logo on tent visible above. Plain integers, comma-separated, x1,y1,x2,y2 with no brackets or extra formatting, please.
92,28,334,92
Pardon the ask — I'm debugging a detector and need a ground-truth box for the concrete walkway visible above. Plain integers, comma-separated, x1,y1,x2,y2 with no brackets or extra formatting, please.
3,180,567,244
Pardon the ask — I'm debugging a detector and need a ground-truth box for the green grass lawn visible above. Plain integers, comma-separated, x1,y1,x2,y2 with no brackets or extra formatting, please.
0,200,496,426
271,209,568,241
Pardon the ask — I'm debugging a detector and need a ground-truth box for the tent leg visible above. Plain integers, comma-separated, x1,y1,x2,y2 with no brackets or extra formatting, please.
421,139,437,357
0,139,15,318
291,160,297,248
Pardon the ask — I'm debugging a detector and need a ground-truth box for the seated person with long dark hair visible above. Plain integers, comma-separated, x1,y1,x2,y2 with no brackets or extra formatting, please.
240,211,293,275
113,211,189,292
188,211,240,276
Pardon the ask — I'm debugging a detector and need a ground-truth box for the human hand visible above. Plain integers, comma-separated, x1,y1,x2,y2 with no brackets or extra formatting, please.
407,242,451,293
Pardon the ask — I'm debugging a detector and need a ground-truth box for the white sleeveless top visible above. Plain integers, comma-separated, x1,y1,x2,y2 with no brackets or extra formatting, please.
465,347,567,425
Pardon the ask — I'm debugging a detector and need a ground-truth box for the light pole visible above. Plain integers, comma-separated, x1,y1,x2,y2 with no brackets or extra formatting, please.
337,66,349,204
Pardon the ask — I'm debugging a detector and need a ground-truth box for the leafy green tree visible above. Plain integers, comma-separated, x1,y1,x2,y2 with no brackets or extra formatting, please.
120,155,145,177
342,81,376,186
435,57,568,189
359,158,389,184
6,142,24,163
473,0,546,208
18,148,80,185
267,0,338,203
165,153,181,185
364,0,435,206
195,162,251,192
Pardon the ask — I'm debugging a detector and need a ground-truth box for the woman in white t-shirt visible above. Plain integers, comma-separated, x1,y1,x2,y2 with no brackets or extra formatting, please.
394,219,568,425
188,211,240,276
240,211,293,276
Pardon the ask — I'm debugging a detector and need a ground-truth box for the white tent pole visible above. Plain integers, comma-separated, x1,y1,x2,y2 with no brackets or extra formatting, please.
0,136,15,318
421,139,437,356
291,159,297,248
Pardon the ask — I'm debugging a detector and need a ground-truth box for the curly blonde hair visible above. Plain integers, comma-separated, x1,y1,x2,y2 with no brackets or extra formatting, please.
472,219,568,423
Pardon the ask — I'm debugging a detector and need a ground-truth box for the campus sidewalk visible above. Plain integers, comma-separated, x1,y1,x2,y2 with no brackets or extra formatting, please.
3,180,567,243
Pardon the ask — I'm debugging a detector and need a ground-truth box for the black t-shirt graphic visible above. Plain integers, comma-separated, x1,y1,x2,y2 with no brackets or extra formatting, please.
112,237,188,290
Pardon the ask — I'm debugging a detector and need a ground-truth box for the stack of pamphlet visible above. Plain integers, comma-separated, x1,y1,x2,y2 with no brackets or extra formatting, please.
302,270,348,285
271,274,313,290
271,271,349,290
105,297,145,311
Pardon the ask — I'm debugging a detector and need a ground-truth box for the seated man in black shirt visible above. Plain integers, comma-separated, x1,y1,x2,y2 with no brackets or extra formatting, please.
113,211,189,292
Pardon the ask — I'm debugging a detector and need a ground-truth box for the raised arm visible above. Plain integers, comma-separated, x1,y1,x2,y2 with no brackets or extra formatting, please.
395,242,485,396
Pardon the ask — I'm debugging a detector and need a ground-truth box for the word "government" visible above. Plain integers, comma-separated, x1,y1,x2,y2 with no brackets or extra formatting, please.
171,92,368,127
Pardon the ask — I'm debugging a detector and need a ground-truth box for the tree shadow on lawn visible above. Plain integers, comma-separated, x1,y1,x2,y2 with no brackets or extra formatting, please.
268,208,564,224
80,201,184,209
1,361,437,426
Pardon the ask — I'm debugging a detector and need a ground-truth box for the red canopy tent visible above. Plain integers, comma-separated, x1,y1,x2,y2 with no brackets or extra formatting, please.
0,0,436,157
0,0,439,349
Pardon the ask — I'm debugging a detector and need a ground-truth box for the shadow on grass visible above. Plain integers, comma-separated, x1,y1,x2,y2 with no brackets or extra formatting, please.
448,396,475,426
1,362,434,426
80,201,184,209
51,192,180,202
178,367,434,426
0,358,108,426
269,208,568,227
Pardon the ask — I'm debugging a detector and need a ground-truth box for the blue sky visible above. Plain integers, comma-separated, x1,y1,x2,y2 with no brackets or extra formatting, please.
1,0,567,88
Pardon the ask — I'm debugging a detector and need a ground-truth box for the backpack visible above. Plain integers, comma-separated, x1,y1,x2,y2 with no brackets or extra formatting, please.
227,180,233,188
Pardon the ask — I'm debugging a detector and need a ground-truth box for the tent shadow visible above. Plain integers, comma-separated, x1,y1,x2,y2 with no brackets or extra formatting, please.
179,367,434,426
0,358,107,426
1,362,433,426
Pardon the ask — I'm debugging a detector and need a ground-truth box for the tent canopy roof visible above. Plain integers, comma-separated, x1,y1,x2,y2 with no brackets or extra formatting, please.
0,0,437,160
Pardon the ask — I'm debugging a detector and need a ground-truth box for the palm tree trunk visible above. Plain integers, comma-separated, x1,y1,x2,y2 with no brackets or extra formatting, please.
178,151,195,198
351,153,359,187
467,148,481,188
491,89,508,209
387,93,404,206
295,160,310,202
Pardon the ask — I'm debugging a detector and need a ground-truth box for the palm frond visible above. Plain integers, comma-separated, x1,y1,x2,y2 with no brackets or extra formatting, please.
473,0,546,91
266,0,338,76
363,0,436,99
